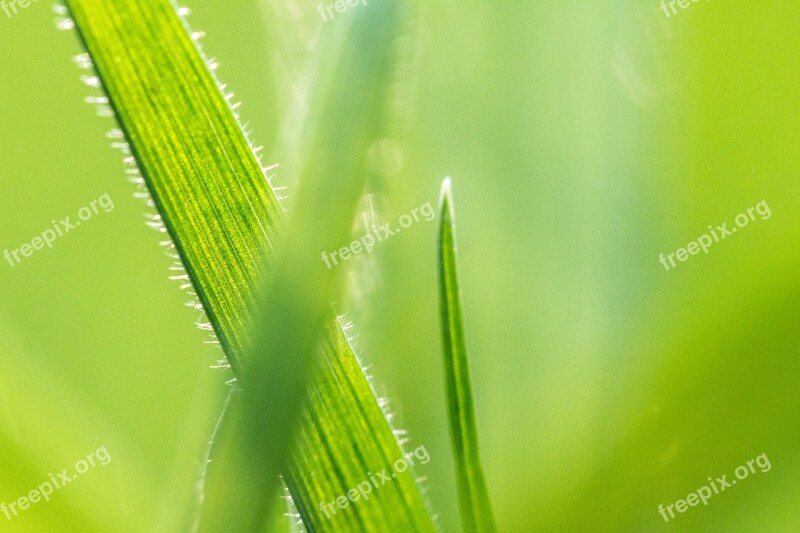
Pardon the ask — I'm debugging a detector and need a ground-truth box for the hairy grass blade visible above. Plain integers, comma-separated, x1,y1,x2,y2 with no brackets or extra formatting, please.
63,0,435,530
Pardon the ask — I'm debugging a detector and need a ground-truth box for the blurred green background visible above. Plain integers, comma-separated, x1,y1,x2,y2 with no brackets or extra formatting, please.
1,1,800,531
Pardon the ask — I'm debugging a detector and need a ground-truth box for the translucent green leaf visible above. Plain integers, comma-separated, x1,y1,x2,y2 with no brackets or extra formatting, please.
62,0,435,531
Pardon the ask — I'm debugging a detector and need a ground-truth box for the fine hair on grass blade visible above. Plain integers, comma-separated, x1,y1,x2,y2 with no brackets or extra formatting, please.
202,3,415,528
438,177,497,532
62,0,435,531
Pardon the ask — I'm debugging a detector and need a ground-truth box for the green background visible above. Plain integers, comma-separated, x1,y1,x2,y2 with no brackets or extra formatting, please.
1,1,799,531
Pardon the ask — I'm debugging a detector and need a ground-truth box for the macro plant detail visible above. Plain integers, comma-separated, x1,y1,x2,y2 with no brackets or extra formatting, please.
2,0,796,531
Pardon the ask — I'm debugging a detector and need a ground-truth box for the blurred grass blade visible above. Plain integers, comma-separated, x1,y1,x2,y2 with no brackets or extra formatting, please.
438,178,496,532
197,3,409,528
236,1,406,525
63,0,435,531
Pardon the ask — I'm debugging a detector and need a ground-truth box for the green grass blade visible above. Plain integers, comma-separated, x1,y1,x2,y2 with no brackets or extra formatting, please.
438,178,496,532
197,3,408,528
63,0,282,376
63,0,435,531
236,0,408,523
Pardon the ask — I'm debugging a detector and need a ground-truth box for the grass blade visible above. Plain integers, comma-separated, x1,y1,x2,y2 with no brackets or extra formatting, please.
438,178,496,532
62,0,435,530
198,3,407,528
